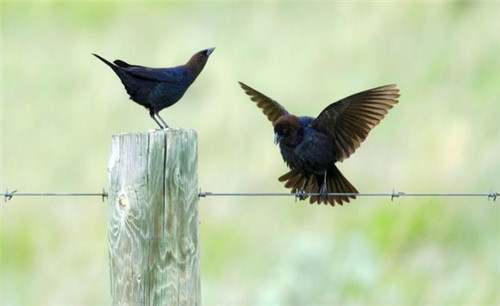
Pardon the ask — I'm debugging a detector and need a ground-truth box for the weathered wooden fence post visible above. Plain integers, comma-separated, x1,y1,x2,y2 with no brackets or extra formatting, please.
107,129,200,305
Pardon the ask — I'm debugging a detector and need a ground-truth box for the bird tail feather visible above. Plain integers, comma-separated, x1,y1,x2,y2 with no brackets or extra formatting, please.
92,53,142,100
92,53,116,69
278,165,358,206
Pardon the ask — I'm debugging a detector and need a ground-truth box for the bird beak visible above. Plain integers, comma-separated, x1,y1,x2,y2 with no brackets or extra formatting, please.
274,133,282,145
205,47,215,56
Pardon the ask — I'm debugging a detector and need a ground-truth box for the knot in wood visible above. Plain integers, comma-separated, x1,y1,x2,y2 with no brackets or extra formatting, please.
118,194,128,209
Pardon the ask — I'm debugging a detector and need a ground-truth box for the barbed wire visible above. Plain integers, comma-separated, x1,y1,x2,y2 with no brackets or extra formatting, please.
198,190,499,202
1,188,108,202
1,188,498,203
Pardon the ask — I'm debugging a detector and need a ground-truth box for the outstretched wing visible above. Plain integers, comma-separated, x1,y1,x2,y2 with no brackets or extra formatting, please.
310,84,400,162
238,82,289,125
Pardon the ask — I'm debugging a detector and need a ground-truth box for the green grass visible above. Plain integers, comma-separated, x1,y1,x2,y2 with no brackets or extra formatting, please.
2,2,499,305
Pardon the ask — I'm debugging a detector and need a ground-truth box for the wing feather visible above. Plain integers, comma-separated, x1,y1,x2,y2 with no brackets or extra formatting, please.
238,82,289,125
310,84,399,162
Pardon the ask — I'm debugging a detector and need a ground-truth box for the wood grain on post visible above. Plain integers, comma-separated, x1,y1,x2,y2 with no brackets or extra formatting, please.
107,129,200,305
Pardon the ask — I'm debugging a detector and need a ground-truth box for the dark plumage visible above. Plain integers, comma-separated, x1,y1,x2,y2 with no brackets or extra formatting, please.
93,48,215,128
239,81,400,206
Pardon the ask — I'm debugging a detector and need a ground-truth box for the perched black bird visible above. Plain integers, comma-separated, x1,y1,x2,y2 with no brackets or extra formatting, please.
93,48,215,128
239,82,399,206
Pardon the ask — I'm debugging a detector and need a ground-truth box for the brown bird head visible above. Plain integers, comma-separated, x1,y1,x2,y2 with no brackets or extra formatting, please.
274,115,302,147
185,47,215,75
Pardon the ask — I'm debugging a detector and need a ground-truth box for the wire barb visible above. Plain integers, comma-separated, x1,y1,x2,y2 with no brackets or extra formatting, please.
198,188,211,198
101,188,109,202
391,189,403,201
4,188,17,202
488,189,498,201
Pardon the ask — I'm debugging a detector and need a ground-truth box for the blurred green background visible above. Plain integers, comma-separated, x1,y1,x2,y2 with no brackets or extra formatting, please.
1,2,499,305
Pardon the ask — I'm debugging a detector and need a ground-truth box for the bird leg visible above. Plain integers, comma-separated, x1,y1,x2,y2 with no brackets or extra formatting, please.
150,113,165,129
149,109,167,129
318,171,329,204
319,171,328,195
155,113,169,129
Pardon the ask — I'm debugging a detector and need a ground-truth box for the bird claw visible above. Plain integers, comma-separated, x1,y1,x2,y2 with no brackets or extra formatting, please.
319,183,328,197
295,189,307,201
